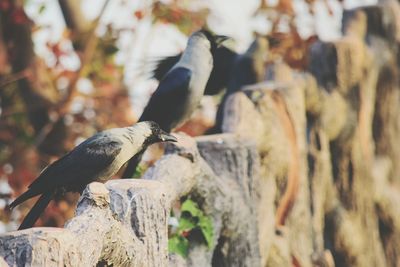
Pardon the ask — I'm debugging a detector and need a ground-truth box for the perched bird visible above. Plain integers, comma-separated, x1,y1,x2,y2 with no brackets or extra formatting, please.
9,121,177,230
122,29,229,178
151,43,237,96
210,36,269,133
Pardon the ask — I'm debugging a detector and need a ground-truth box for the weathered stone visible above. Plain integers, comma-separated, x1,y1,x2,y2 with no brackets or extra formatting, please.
0,133,261,267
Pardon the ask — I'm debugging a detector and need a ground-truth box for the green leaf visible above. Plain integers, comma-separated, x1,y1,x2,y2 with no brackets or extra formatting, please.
168,235,189,257
181,199,201,217
198,216,214,248
133,165,145,178
38,4,46,14
169,198,214,254
178,216,196,232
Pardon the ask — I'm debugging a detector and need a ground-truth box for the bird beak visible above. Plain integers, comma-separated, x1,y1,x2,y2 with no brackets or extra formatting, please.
159,132,178,142
215,35,231,47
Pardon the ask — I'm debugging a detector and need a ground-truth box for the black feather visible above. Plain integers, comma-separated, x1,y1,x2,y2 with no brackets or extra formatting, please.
11,132,124,229
209,37,268,133
122,150,144,178
121,68,192,178
151,47,238,96
18,191,54,230
26,136,122,194
152,55,181,81
199,29,218,53
8,189,40,210
139,67,192,132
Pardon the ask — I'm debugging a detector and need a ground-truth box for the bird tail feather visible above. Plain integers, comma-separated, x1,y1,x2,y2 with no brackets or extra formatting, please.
18,191,53,230
121,150,145,178
8,189,40,210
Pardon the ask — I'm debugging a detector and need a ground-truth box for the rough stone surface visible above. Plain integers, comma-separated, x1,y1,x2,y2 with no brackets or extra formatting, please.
2,1,400,266
0,134,261,267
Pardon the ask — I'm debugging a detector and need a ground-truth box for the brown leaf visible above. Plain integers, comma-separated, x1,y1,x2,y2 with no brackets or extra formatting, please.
134,10,144,20
277,0,294,15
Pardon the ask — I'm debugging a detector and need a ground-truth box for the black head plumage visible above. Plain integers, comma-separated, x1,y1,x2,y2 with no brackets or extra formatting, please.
199,29,230,54
200,29,218,52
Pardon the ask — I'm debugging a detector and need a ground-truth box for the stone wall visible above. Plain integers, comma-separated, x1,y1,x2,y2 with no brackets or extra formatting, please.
1,0,400,266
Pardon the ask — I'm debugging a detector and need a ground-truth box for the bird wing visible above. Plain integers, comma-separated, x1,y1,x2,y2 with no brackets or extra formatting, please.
152,55,182,81
28,133,123,193
139,67,192,132
151,48,238,96
121,149,145,178
206,46,238,95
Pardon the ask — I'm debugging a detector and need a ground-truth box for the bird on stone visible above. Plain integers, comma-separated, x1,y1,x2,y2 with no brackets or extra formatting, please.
122,29,230,178
151,44,238,96
210,36,269,133
9,121,177,230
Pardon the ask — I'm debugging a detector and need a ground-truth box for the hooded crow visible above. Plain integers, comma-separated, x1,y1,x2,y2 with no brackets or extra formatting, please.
122,30,229,178
9,121,176,230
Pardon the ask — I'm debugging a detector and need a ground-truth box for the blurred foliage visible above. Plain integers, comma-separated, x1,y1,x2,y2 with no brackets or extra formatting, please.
0,0,134,230
151,1,209,35
168,199,214,257
133,164,146,178
256,0,341,69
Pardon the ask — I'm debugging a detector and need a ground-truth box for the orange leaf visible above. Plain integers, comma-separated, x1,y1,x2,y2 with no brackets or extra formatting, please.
134,10,144,20
277,0,294,15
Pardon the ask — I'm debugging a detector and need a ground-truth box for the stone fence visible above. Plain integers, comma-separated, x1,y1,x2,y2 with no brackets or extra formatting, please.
1,1,400,266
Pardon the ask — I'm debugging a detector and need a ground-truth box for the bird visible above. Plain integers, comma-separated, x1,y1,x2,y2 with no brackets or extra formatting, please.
9,121,177,230
122,29,230,178
150,40,237,96
209,36,269,133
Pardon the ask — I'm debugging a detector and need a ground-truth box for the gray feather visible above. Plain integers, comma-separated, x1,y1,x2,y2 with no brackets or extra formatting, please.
28,133,123,193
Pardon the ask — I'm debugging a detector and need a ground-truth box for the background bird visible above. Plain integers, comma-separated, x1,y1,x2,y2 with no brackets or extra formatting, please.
122,29,230,178
9,121,177,230
209,36,269,133
151,45,238,96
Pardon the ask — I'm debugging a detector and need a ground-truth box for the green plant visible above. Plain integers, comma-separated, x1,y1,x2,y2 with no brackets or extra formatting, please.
168,199,214,257
133,165,146,178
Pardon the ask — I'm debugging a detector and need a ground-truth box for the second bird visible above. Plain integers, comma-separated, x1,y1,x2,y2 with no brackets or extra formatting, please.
210,36,269,133
122,30,229,178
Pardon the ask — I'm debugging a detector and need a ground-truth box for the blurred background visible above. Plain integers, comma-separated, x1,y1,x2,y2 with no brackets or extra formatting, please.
0,0,376,231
